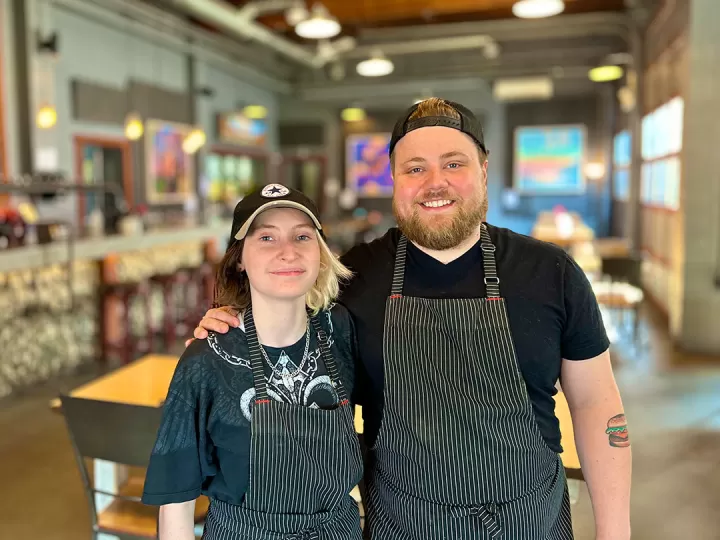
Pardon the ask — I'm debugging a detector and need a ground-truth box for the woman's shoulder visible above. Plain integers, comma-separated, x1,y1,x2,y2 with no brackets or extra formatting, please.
181,327,252,373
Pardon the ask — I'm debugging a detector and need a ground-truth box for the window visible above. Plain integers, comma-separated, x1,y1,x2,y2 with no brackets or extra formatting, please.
640,97,683,210
613,130,631,201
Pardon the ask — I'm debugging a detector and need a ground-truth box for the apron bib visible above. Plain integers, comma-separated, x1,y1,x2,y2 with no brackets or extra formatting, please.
203,308,363,540
365,225,573,540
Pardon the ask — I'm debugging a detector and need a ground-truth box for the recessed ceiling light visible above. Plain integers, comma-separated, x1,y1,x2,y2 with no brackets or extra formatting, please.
512,0,565,19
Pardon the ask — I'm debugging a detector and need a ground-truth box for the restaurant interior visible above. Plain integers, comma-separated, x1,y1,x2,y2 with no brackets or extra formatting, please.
1,0,719,538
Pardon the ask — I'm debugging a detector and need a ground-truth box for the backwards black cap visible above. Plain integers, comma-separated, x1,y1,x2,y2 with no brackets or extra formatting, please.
389,99,487,157
229,184,322,245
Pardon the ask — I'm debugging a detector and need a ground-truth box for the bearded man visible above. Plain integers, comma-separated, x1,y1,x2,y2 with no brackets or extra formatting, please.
192,98,631,540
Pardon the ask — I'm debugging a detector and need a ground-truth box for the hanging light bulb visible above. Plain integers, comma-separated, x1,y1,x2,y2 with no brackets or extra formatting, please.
183,128,207,154
124,112,144,140
36,105,57,129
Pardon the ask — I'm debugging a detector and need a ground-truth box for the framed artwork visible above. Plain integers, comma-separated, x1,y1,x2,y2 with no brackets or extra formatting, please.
345,133,393,197
216,112,267,147
513,125,587,195
145,120,195,205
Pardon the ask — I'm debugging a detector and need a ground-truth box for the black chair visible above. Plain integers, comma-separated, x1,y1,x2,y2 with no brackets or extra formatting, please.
600,255,642,287
599,255,643,343
60,396,211,539
60,395,165,540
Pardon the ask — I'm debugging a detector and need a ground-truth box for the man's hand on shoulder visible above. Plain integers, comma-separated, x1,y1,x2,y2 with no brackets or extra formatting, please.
184,306,240,347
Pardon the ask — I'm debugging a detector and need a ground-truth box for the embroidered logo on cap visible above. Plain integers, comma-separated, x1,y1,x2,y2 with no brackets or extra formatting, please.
261,184,290,198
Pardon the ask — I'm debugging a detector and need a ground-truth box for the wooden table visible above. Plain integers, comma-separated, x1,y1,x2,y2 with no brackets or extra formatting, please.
54,355,582,480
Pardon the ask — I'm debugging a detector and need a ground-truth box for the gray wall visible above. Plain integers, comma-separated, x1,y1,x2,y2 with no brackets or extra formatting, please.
19,2,279,220
196,54,280,153
50,4,188,175
494,95,610,237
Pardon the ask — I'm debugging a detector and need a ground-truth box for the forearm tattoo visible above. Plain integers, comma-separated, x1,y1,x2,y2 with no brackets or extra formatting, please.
605,413,630,447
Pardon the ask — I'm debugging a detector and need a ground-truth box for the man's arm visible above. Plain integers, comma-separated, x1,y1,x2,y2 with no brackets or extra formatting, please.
561,349,631,540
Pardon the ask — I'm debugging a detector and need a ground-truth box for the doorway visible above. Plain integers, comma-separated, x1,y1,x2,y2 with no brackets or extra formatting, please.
74,136,133,233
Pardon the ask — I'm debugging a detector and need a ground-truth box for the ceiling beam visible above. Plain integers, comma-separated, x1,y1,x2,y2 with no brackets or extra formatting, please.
358,12,631,45
296,76,494,104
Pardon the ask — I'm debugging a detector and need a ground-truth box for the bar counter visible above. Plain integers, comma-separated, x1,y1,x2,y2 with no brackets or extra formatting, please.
0,220,231,273
0,220,231,399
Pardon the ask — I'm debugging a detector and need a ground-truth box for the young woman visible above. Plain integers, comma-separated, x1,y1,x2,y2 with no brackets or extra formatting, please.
142,184,363,540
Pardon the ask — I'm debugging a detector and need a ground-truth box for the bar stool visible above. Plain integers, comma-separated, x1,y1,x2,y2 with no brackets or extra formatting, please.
100,281,152,365
173,264,203,328
149,269,192,351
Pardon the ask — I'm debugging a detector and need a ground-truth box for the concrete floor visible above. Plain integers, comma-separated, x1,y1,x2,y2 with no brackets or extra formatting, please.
2,305,720,539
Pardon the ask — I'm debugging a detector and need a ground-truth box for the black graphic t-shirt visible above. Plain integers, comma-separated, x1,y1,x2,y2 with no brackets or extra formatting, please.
141,304,356,506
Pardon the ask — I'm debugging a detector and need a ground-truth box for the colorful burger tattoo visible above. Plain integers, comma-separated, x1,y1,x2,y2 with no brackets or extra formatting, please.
606,414,630,448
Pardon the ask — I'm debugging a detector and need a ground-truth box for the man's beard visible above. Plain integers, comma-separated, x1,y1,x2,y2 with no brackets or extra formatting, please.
393,189,488,251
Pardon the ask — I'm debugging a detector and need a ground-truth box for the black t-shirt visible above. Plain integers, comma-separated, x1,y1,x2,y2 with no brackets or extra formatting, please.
339,224,609,453
141,304,356,506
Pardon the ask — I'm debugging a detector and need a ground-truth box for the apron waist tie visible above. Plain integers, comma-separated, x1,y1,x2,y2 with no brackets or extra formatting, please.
450,503,502,538
283,529,320,540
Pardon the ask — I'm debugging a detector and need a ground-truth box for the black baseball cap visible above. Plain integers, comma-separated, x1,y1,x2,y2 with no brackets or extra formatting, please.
389,98,487,156
230,184,322,242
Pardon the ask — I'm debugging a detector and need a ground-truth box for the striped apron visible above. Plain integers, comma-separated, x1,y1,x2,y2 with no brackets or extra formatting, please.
365,225,573,539
202,308,364,540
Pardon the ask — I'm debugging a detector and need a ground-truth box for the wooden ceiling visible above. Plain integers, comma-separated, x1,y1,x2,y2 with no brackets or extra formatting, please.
224,0,626,33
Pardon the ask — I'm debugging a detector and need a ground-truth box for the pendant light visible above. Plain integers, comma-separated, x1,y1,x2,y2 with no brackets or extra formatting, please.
295,4,341,40
124,112,144,140
512,0,565,19
588,65,624,83
183,128,207,155
36,105,57,129
356,50,394,77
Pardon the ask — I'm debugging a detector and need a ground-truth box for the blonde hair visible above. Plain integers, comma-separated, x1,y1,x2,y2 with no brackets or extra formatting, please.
213,233,352,315
390,97,488,172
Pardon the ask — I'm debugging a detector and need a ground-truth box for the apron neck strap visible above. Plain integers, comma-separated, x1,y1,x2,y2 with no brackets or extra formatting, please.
243,306,270,403
391,225,501,299
480,224,501,299
390,235,409,297
243,306,349,404
309,315,349,403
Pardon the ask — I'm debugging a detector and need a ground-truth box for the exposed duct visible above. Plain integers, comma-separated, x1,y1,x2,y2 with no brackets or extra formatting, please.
168,0,503,69
170,0,349,68
237,0,297,20
344,35,496,58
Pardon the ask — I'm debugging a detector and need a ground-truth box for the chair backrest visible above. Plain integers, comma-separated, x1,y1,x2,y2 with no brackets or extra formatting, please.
601,255,642,287
60,394,163,467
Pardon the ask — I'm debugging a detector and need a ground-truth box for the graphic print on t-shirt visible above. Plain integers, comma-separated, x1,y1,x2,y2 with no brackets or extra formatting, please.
209,308,338,421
